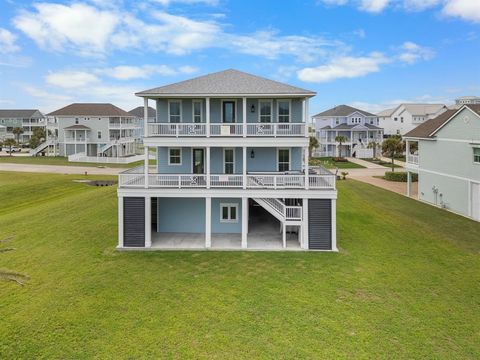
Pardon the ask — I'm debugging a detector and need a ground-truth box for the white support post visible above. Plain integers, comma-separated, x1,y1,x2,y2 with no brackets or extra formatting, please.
407,171,411,197
145,196,152,248
143,97,148,138
206,146,211,189
282,223,286,248
144,146,149,188
302,198,309,249
242,197,248,249
304,146,309,189
242,146,247,189
205,197,211,248
118,196,124,248
242,97,247,137
206,97,210,138
304,98,310,137
331,199,337,251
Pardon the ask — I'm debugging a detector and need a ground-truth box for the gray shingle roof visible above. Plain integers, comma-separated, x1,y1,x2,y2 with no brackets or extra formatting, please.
313,105,377,118
128,106,156,118
48,103,132,117
0,109,42,118
136,69,316,97
64,124,92,130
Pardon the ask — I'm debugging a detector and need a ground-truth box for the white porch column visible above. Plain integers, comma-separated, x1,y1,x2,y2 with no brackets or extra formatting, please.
242,146,247,189
206,97,210,137
143,97,149,138
144,146,149,188
282,223,286,248
145,196,152,248
118,196,124,248
205,197,211,248
406,139,410,161
242,197,248,248
242,97,247,137
331,199,337,251
206,146,211,189
304,146,309,189
302,198,309,249
407,171,411,197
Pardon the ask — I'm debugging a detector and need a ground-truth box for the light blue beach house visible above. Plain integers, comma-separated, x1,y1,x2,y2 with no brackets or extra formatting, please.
117,69,337,250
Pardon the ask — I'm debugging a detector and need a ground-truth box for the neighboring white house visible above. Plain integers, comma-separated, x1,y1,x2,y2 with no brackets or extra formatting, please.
36,103,141,158
379,103,447,136
0,109,46,144
404,104,480,221
117,69,338,251
313,105,383,158
456,96,480,106
128,106,156,139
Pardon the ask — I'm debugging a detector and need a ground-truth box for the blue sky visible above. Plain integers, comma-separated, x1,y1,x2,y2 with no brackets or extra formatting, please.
0,0,479,115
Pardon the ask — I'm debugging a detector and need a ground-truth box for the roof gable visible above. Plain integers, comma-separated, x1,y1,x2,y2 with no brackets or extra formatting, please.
313,105,377,118
48,103,132,117
129,106,156,118
135,69,315,97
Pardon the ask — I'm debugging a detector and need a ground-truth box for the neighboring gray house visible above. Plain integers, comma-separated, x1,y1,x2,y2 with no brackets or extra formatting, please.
404,104,480,221
313,105,383,158
46,103,140,157
0,109,46,144
456,96,480,106
128,106,156,138
117,69,338,251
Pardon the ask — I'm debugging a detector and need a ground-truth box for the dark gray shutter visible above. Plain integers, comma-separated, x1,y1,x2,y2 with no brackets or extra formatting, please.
124,197,145,247
308,199,332,250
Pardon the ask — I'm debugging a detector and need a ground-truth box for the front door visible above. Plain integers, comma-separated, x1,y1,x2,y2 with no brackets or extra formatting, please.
223,101,235,123
192,148,205,174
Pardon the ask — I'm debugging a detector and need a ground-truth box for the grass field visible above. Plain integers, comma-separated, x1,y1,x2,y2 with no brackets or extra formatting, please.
310,156,365,169
363,158,402,168
0,171,479,358
0,155,151,168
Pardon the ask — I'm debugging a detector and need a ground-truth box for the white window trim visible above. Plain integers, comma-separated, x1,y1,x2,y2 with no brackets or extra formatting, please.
474,147,480,164
277,147,291,172
223,148,235,174
276,99,291,123
192,99,203,123
168,99,182,123
221,99,237,123
258,99,273,123
219,203,239,223
168,147,182,166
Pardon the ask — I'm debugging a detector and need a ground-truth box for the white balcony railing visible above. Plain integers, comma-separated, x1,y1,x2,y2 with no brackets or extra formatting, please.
119,172,335,190
146,123,307,137
407,154,419,165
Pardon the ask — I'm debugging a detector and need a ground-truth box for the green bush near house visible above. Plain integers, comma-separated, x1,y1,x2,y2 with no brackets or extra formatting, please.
309,156,365,169
384,171,418,182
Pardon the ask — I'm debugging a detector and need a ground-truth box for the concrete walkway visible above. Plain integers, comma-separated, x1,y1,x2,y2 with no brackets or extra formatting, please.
379,156,406,167
0,163,122,175
346,157,386,169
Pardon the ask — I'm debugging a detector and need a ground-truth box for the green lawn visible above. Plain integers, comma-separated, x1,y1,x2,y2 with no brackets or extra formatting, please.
0,172,479,358
363,158,402,168
0,155,152,168
310,156,365,169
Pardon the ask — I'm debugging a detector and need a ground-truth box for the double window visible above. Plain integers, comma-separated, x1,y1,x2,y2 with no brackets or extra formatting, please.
278,148,290,172
259,101,272,123
97,131,102,139
168,148,182,165
224,148,235,174
474,148,480,164
277,101,290,123
169,100,181,123
220,203,238,223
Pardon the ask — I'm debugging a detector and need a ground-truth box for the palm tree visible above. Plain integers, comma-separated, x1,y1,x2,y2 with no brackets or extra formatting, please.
4,138,16,156
12,127,24,144
309,136,319,157
382,136,403,172
367,141,380,159
335,135,347,158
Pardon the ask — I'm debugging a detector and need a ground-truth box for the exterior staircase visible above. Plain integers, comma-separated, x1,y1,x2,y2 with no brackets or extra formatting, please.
97,143,114,156
30,140,56,156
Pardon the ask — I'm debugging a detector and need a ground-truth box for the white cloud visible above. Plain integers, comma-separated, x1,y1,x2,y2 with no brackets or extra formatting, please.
297,52,389,83
0,28,20,53
151,0,219,5
359,0,390,13
397,41,435,64
99,64,198,80
443,0,480,23
402,0,440,11
45,71,99,88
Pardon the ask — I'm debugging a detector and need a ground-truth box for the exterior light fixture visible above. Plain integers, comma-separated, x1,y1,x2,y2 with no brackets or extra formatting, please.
250,150,255,158
251,105,255,113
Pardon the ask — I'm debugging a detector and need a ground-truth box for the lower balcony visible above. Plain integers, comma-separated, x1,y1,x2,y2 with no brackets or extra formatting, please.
119,166,335,190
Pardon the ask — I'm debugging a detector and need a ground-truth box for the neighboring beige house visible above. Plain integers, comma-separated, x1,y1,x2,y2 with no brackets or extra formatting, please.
404,104,480,221
379,103,447,136
456,96,480,106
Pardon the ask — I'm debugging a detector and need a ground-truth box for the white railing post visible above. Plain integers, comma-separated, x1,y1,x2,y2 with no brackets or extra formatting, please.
242,146,247,189
118,196,124,248
242,97,247,138
206,97,210,138
145,196,151,248
241,197,247,248
205,197,211,248
304,146,309,189
274,124,277,137
206,146,211,189
144,146,149,189
143,98,148,138
178,175,181,188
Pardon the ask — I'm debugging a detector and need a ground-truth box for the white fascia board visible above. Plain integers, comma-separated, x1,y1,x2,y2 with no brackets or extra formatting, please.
118,188,337,199
135,93,315,99
403,136,436,141
143,137,308,147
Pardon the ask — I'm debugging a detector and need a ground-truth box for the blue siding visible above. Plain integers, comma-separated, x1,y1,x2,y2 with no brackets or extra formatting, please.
157,147,192,173
157,198,205,233
211,198,242,233
210,147,243,174
247,147,302,172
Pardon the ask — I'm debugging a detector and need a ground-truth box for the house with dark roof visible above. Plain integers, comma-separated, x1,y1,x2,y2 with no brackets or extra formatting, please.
312,105,383,158
404,104,480,221
128,106,156,138
0,109,45,144
45,103,140,158
117,69,337,251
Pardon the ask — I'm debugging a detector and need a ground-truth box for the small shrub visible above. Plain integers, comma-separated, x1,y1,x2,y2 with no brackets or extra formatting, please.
341,171,349,180
384,172,418,182
333,157,348,162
